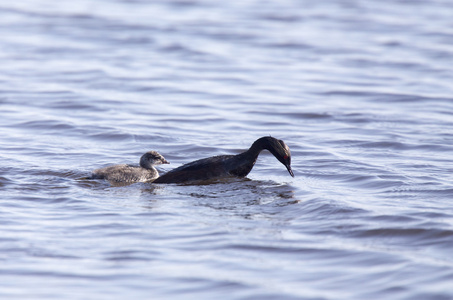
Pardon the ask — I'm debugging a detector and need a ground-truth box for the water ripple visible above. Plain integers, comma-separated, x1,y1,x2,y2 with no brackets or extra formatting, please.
1,0,453,299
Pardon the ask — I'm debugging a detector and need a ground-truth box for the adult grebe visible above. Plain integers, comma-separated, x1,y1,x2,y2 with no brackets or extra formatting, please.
154,137,293,184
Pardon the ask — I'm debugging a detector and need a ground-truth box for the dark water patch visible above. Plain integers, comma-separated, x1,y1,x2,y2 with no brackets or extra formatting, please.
0,175,13,188
48,100,104,112
4,193,85,206
357,141,453,152
319,90,422,103
332,112,380,124
86,131,135,142
368,213,421,225
157,43,214,60
277,112,333,121
416,187,453,198
0,267,138,282
10,119,75,132
132,133,175,144
104,250,157,262
350,226,453,246
409,211,453,223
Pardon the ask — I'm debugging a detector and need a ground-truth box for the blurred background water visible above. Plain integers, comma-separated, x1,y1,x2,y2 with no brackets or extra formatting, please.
1,0,453,299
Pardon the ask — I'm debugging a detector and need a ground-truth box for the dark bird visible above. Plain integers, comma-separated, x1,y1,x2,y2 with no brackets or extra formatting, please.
90,151,169,184
153,136,293,184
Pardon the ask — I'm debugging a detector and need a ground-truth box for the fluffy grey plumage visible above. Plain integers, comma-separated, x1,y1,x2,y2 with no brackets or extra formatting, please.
91,151,169,184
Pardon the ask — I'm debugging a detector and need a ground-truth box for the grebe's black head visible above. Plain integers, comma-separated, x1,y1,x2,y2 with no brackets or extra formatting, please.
259,137,294,177
140,151,169,169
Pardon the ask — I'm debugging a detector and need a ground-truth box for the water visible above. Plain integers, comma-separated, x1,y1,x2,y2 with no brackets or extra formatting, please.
1,0,453,299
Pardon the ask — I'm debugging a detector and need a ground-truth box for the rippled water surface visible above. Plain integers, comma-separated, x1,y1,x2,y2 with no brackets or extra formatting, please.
1,0,453,299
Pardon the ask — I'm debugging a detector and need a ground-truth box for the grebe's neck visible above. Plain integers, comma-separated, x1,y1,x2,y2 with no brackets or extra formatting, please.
244,137,274,158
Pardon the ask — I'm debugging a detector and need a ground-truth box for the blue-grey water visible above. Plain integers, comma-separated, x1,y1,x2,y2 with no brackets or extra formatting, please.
1,0,453,299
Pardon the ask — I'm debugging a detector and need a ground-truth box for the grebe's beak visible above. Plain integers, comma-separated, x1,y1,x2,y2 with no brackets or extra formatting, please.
286,164,294,177
162,158,170,164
